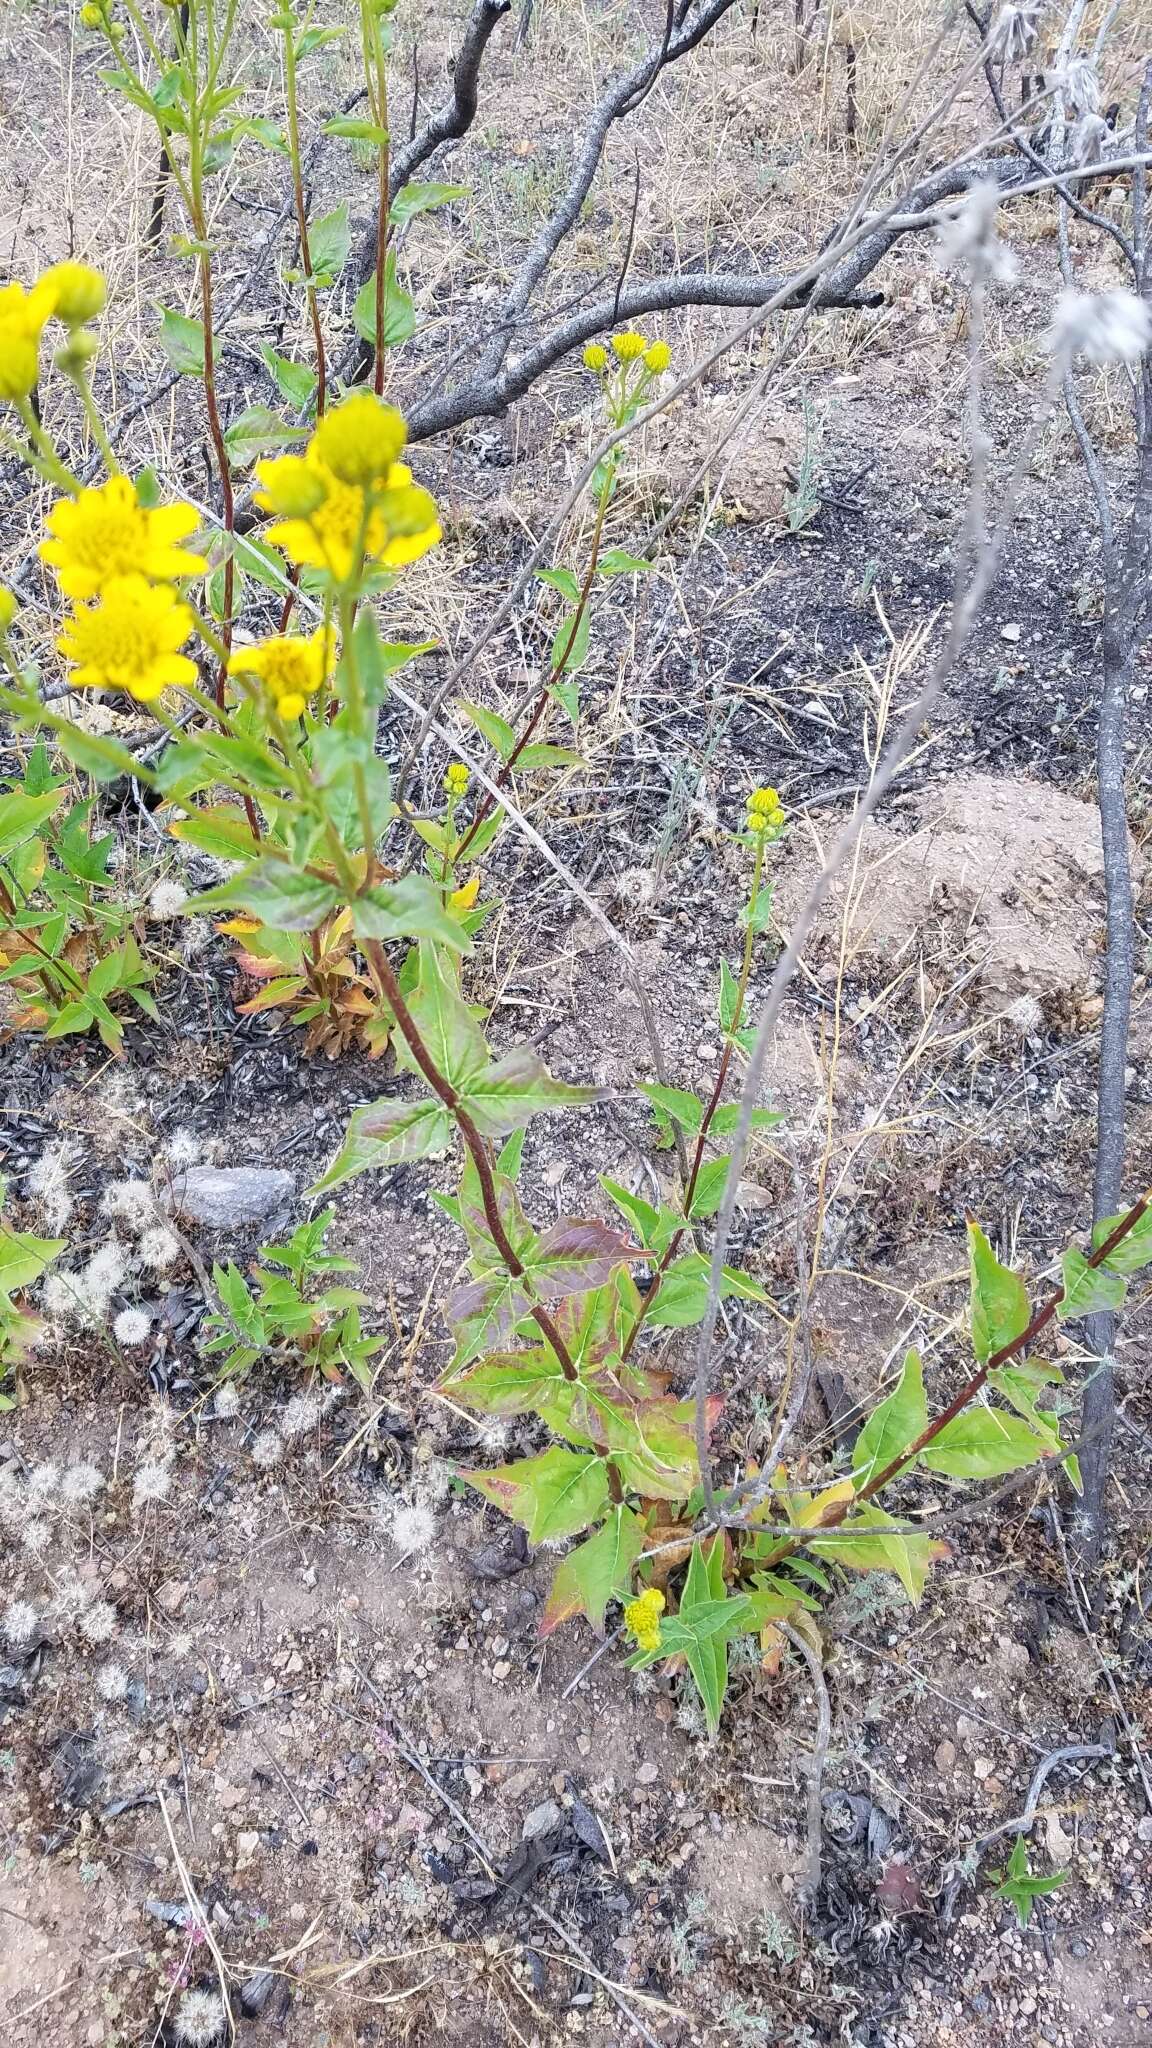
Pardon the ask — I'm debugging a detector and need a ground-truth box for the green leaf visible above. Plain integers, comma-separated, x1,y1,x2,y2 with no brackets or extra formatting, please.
260,342,318,411
541,1505,647,1635
599,1177,678,1256
919,1405,1051,1480
457,1045,600,1138
169,804,266,863
352,252,416,349
0,790,64,862
310,1096,454,1194
638,1082,705,1134
189,861,341,932
459,698,517,761
223,404,306,467
462,1447,611,1544
535,567,580,602
294,24,345,56
990,1835,1067,1928
689,1155,731,1221
512,742,583,772
0,1221,65,1300
394,945,487,1090
1090,1202,1152,1274
234,115,288,154
352,876,472,952
598,548,651,576
677,1538,739,1738
325,116,391,144
307,201,350,283
390,180,468,226
1058,1245,1127,1321
439,1348,568,1417
157,305,206,377
550,604,591,675
805,1502,934,1604
968,1219,1030,1363
851,1348,927,1491
742,882,775,934
642,1254,770,1331
709,1103,783,1136
718,959,741,1035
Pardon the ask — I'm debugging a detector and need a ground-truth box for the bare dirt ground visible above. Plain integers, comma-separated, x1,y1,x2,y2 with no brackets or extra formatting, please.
2,1,1152,2044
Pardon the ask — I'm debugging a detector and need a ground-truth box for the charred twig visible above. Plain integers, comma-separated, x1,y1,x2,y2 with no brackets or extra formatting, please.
780,1622,830,1908
973,1742,1114,1849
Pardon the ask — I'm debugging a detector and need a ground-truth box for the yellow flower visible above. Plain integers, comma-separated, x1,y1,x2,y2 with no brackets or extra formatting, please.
444,761,470,797
79,2,105,25
644,340,671,374
311,392,407,487
746,785,786,838
41,261,106,327
0,585,16,633
612,331,649,362
228,629,331,720
264,449,440,583
0,280,55,403
747,786,779,815
583,342,608,372
41,478,207,601
57,575,198,701
254,454,328,519
623,1586,665,1652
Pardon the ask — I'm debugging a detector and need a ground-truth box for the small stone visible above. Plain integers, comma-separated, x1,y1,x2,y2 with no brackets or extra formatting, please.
156,1580,189,1616
236,1831,260,1859
972,1756,995,1780
217,1783,246,1811
1001,622,1022,643
522,1800,562,1841
934,1740,957,1773
636,1760,660,1786
492,1660,511,1681
166,1165,295,1231
576,1734,592,1757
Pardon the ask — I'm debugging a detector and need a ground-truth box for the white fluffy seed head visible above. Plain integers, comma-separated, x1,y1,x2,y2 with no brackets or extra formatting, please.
27,1461,60,1503
42,1272,82,1320
82,1241,130,1319
2,1599,40,1649
991,0,1044,60
390,1501,437,1556
59,1462,106,1506
79,1599,117,1644
1049,288,1152,366
132,1457,174,1512
138,1225,180,1272
26,1139,82,1232
250,1429,283,1470
1062,54,1100,117
51,1573,91,1625
279,1392,321,1442
149,879,188,919
101,1178,158,1232
113,1307,153,1347
213,1380,241,1419
936,179,1017,286
96,1661,129,1701
21,1517,52,1555
174,1988,226,2048
165,1129,202,1169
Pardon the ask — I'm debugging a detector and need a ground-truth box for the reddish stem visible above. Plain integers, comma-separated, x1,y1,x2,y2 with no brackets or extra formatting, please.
362,937,578,1379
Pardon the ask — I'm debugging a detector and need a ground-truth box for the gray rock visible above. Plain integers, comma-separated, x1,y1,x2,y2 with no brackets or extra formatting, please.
165,1166,294,1230
522,1799,563,1841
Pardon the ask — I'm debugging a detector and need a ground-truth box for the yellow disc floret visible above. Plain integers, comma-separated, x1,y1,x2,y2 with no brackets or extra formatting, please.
0,585,16,634
40,477,207,600
41,261,106,327
228,629,331,722
57,575,198,701
644,340,671,374
583,342,608,372
254,454,329,520
623,1586,666,1652
263,445,440,583
444,761,470,797
311,392,407,487
745,785,787,836
611,330,649,362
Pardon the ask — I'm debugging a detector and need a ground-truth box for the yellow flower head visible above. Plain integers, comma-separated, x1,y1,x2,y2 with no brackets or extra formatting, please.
228,628,332,722
40,477,207,601
79,2,106,25
41,261,106,327
263,449,440,584
311,392,407,487
644,340,671,374
747,786,779,817
746,785,786,837
254,453,329,520
612,330,649,363
583,342,608,372
0,585,16,634
623,1586,665,1652
444,761,470,798
0,280,55,403
57,574,198,701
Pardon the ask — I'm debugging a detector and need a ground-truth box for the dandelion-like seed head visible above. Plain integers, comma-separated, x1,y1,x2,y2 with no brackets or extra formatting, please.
113,1306,152,1348
81,1240,129,1319
390,1500,437,1555
27,1461,60,1503
250,1429,284,1470
52,1572,91,1625
936,179,1017,286
102,1178,157,1231
139,1225,181,1272
79,1599,117,1644
59,1462,105,1506
2,1599,41,1649
174,1987,226,2048
165,1128,202,1169
149,879,188,919
1048,288,1152,366
279,1392,321,1442
27,1138,82,1232
132,1456,174,1512
96,1661,129,1701
213,1380,241,1420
